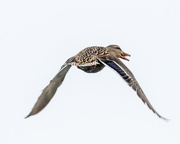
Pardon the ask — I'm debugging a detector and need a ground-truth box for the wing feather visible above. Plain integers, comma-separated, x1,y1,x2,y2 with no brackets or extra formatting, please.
25,64,71,118
98,55,167,120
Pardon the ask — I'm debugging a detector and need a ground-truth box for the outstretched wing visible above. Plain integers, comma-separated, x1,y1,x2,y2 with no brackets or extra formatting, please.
98,55,167,120
25,64,71,118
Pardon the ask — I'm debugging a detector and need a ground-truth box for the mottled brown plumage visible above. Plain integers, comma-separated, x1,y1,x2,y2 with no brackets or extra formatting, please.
26,45,167,120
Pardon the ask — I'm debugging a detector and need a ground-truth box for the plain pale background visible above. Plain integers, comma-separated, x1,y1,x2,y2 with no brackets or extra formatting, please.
0,0,180,144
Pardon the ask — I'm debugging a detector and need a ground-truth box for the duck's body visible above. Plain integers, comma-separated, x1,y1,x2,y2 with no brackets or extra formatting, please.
65,46,107,73
70,46,107,66
26,45,166,120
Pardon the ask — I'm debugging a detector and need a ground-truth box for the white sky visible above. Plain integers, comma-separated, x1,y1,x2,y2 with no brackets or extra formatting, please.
0,0,180,144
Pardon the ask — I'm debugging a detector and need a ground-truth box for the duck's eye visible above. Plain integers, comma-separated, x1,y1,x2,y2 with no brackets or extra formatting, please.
107,45,121,50
114,47,121,50
112,46,121,50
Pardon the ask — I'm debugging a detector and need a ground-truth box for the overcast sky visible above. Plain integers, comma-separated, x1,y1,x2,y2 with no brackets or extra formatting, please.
0,0,180,144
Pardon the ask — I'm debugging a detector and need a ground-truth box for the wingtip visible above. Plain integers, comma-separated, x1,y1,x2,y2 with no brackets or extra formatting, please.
160,116,170,122
24,114,31,119
157,113,170,122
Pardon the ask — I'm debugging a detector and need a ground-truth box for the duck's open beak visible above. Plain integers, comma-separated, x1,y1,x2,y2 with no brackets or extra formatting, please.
120,51,131,61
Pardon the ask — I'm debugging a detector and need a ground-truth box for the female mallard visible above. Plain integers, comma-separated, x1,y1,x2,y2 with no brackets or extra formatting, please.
26,45,166,120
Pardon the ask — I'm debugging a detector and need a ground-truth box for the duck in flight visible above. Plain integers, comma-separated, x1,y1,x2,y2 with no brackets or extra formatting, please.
26,45,166,120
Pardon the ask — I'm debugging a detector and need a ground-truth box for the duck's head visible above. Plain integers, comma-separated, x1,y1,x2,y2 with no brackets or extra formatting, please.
106,45,131,61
